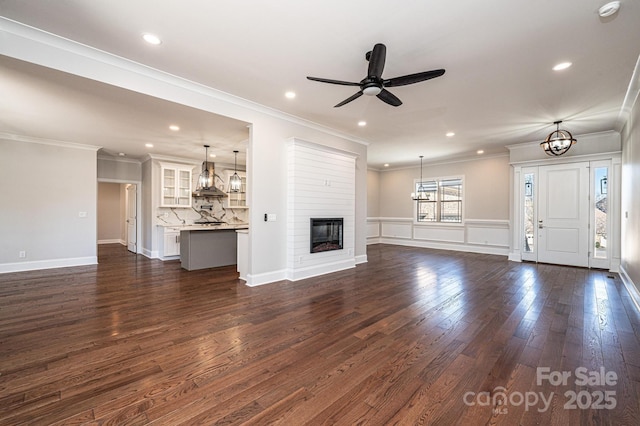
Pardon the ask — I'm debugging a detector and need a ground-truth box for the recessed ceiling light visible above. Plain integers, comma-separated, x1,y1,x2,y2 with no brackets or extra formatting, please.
477,149,484,155
446,132,455,137
142,33,162,45
118,152,126,156
599,1,621,17
384,163,389,167
285,91,296,99
553,62,572,71
169,125,180,131
209,153,216,158
358,121,367,127
145,143,153,148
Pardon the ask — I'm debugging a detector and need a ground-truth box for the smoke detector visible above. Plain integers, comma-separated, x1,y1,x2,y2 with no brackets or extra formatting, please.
598,1,621,17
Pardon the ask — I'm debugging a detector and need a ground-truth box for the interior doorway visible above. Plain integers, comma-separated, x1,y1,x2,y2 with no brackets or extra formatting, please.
125,184,137,253
97,180,142,256
520,161,610,269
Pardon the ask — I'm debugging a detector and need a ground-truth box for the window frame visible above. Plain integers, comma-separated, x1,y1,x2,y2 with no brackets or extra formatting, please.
413,175,465,225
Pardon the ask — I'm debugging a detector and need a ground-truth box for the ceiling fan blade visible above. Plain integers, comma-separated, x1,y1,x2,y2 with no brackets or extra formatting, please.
384,69,445,87
306,76,360,86
377,89,402,107
334,91,363,107
367,43,386,78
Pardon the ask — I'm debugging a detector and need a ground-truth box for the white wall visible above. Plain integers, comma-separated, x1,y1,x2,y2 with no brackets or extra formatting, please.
0,19,368,283
379,155,510,220
0,138,98,272
141,159,154,258
367,169,380,218
369,155,511,255
97,156,141,182
621,88,640,296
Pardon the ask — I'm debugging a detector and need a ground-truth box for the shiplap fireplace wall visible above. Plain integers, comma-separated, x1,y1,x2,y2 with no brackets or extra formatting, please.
287,138,357,281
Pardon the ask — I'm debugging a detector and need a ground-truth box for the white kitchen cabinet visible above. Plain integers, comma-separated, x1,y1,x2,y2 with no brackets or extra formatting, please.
160,163,193,208
163,229,181,257
223,170,247,209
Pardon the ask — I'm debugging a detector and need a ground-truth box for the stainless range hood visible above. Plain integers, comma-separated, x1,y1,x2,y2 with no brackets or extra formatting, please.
192,161,228,198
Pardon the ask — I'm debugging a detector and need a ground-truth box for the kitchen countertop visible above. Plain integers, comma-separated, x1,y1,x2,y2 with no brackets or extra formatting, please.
158,223,249,231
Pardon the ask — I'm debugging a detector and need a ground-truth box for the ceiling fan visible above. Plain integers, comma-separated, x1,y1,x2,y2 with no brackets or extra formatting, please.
307,43,445,107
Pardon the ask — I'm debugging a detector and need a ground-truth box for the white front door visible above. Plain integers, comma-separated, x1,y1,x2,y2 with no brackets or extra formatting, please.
537,162,589,267
126,184,137,253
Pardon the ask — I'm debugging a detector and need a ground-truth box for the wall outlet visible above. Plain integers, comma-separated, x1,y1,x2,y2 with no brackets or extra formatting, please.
19,251,26,258
267,213,276,222
78,211,87,218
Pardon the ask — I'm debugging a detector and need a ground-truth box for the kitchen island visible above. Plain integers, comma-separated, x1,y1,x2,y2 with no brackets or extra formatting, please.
157,223,248,271
178,223,248,271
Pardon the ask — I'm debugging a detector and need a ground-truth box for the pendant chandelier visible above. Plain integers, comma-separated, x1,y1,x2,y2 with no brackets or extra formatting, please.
411,155,429,200
540,120,577,156
229,150,242,193
196,145,213,190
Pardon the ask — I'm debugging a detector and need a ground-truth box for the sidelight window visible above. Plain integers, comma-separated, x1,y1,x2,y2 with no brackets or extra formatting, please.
593,167,608,259
523,173,535,253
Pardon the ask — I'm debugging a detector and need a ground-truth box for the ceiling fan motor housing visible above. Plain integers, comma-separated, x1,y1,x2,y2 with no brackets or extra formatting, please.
306,43,445,107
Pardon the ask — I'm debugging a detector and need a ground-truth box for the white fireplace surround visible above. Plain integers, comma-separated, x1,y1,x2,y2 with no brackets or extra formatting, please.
287,138,357,281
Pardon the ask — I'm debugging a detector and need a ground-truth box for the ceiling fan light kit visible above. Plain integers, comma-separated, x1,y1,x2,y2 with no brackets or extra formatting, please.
307,43,445,108
540,121,577,156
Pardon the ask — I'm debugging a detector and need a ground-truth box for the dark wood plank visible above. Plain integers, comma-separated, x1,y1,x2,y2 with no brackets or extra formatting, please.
0,243,639,424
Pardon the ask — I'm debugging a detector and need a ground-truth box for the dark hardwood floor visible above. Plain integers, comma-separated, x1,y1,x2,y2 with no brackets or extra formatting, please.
1,244,639,425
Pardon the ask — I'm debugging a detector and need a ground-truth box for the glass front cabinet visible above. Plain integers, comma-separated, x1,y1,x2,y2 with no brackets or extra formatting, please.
223,170,247,209
160,163,193,208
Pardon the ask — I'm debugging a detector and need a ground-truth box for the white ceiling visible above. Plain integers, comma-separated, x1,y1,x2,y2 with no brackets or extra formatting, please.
1,0,639,168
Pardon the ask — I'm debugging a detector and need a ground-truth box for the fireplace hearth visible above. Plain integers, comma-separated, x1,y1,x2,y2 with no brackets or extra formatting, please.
310,218,343,253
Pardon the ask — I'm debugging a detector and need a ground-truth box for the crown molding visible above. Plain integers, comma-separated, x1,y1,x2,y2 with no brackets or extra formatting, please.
0,17,369,148
505,129,620,150
618,53,640,132
0,132,101,151
372,152,509,172
97,154,142,164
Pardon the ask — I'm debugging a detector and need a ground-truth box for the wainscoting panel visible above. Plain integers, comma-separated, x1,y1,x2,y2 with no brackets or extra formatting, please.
369,217,510,256
413,225,464,243
366,221,380,239
381,221,412,239
466,220,510,247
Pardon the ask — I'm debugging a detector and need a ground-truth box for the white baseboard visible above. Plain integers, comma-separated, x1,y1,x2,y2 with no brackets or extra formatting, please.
508,252,522,262
376,237,509,256
98,239,125,245
245,269,288,287
619,265,640,313
610,258,621,273
286,258,356,282
141,248,158,259
0,256,98,274
245,257,360,287
355,254,368,264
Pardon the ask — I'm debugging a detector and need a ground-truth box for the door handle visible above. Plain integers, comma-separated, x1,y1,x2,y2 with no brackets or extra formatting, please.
538,220,544,229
